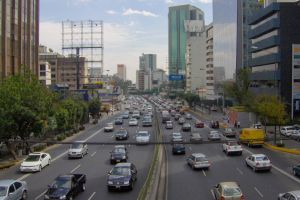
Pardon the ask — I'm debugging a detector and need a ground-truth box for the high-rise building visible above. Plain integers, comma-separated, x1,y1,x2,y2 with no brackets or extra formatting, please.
139,54,157,71
117,64,126,81
248,1,300,119
213,0,261,80
152,69,167,89
38,61,51,86
1,0,40,80
205,23,215,100
169,4,205,90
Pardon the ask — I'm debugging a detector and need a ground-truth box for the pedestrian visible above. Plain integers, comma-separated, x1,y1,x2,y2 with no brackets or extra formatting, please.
99,112,102,119
237,121,240,128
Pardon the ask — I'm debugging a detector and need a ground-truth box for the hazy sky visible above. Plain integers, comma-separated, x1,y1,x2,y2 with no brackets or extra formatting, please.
40,0,213,81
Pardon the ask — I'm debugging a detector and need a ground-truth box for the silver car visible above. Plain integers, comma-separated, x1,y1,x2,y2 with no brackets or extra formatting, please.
171,132,183,142
278,190,300,200
0,179,28,200
68,141,88,158
135,131,150,144
186,153,210,170
190,133,203,143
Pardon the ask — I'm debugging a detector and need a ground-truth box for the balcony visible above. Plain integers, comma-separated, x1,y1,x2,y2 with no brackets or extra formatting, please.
249,18,280,39
250,70,280,81
249,3,280,25
248,53,280,67
249,36,280,53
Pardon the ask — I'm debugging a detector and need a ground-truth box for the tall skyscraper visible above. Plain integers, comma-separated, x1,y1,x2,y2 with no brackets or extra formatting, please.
1,0,40,80
139,54,157,71
213,0,261,80
205,23,215,100
117,64,126,81
168,4,205,90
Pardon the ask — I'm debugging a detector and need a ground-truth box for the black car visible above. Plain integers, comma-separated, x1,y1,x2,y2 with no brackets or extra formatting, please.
174,114,180,121
110,147,128,164
115,118,123,125
44,174,86,200
107,163,137,191
210,121,219,129
172,144,186,155
182,123,192,132
114,129,129,140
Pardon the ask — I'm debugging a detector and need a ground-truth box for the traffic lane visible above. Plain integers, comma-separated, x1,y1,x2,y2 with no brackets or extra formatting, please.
31,117,155,200
0,113,121,180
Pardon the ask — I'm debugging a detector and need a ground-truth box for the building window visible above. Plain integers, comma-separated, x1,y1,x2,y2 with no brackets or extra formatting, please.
40,64,46,71
40,72,46,76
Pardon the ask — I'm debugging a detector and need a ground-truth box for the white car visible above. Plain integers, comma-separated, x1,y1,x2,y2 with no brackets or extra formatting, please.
280,126,296,137
129,118,138,126
245,154,272,172
20,152,51,172
222,140,242,155
136,131,150,144
104,123,114,132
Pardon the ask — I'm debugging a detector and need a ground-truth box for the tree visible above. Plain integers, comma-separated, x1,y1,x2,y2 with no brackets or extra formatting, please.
88,98,102,119
252,95,287,144
0,69,54,159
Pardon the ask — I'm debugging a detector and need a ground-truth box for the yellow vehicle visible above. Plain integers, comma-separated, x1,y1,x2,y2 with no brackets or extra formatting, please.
239,128,265,147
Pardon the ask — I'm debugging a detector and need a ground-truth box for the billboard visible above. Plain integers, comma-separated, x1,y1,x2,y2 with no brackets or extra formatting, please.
184,20,204,33
169,75,184,81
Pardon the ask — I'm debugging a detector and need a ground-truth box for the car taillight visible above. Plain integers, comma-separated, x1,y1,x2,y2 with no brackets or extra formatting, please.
240,195,245,200
220,196,225,200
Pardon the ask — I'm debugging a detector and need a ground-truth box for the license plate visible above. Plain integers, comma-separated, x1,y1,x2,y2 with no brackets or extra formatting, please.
116,186,120,188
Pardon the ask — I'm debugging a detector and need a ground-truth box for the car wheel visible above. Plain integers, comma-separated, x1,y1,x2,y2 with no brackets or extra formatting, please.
81,154,84,158
21,190,28,200
38,165,42,172
68,196,73,200
293,169,297,176
81,183,86,191
253,166,256,172
192,165,195,170
245,161,248,167
48,159,51,165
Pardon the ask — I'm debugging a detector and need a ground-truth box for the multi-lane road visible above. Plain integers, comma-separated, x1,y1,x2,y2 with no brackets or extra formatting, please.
160,111,300,200
0,112,155,200
1,100,299,200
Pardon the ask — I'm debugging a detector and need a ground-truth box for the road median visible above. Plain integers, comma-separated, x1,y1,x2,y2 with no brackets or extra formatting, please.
264,142,300,155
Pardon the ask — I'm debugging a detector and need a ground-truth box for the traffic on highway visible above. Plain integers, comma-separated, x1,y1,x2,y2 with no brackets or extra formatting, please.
0,95,299,200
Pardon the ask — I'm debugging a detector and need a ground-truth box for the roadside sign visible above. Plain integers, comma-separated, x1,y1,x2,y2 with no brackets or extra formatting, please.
169,75,184,81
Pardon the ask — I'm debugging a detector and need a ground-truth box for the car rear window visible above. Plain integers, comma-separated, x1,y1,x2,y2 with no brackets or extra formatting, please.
256,156,268,161
223,187,242,196
195,157,207,162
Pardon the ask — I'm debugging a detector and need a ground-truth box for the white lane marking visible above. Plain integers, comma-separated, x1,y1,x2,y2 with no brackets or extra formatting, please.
91,151,97,157
210,189,215,199
52,150,68,162
236,167,244,175
17,174,31,181
70,164,81,173
243,148,300,184
84,127,104,142
254,187,264,198
87,192,96,200
202,170,207,177
34,189,47,200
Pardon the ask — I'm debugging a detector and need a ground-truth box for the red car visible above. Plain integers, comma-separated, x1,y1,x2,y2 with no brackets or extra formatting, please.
195,121,204,128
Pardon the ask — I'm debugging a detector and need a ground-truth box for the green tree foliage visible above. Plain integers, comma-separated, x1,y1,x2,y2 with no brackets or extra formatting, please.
178,92,200,107
0,70,54,159
88,98,102,119
54,107,69,132
223,68,252,106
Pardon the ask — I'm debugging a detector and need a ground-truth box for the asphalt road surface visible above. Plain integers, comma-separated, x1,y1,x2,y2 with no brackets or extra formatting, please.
0,111,155,200
160,111,300,200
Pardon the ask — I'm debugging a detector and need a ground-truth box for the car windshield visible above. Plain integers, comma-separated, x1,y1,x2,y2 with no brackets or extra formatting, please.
71,143,83,149
51,178,71,189
223,187,242,196
138,132,149,137
173,133,181,137
111,167,131,176
25,155,40,162
256,156,268,161
228,141,238,146
116,130,126,135
0,186,7,197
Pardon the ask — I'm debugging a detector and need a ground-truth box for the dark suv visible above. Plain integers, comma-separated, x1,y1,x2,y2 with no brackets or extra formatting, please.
110,147,128,164
114,129,129,140
107,163,137,191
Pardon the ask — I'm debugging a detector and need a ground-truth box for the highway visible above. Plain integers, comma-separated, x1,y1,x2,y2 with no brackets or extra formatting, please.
0,111,155,200
160,111,300,200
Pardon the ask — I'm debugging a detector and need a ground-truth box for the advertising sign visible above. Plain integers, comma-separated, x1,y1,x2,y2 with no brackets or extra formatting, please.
169,75,184,81
184,20,204,33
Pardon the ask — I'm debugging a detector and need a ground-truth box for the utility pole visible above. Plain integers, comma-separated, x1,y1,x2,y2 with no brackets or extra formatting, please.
76,47,80,90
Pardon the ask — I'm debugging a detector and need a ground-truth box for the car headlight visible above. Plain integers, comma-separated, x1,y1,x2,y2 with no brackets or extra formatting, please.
44,195,50,199
60,195,66,200
122,156,126,159
124,181,130,185
108,181,113,185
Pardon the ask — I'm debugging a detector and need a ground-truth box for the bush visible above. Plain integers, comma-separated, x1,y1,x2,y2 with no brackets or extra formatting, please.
65,131,73,137
56,134,66,141
79,126,85,131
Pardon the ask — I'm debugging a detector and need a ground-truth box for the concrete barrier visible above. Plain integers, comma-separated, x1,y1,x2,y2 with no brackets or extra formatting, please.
264,142,300,155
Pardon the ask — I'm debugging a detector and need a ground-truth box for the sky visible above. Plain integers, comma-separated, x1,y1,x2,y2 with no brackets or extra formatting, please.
40,0,213,82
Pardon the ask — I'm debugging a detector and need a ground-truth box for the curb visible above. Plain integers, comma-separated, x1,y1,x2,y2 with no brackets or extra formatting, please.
264,142,300,155
0,161,19,170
